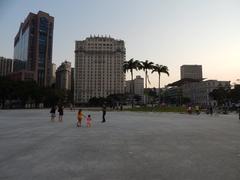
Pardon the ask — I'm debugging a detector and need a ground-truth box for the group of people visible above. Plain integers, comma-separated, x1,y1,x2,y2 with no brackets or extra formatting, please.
187,104,240,120
77,109,92,127
50,105,64,122
50,104,107,127
187,105,200,115
187,105,214,115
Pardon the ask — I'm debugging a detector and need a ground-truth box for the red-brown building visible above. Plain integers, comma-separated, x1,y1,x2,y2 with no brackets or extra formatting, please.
8,70,35,81
14,11,54,86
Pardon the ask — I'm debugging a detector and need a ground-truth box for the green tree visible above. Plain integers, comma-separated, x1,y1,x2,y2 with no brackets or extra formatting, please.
0,77,14,108
229,85,240,103
209,87,230,106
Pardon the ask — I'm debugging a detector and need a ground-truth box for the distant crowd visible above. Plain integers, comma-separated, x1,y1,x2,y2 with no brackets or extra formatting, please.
186,104,240,119
49,103,240,125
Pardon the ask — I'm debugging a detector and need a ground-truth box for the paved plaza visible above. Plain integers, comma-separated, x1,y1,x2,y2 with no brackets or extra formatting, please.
0,109,240,180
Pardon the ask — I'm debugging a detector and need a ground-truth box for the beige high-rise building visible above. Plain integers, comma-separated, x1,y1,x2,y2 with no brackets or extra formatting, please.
56,61,71,90
74,36,125,103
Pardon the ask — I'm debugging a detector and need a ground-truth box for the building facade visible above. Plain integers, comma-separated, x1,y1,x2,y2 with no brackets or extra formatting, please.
13,59,26,72
182,80,230,106
51,63,56,85
8,70,35,81
56,61,71,90
180,65,202,80
14,11,54,86
0,57,13,76
71,67,74,92
125,76,144,103
75,36,125,103
168,65,230,106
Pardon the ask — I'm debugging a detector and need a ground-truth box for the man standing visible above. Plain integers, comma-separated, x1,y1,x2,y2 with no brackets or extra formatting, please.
102,104,106,123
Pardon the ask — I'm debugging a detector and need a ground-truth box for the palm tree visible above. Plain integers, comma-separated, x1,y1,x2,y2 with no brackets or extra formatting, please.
151,64,169,101
139,60,154,104
139,60,154,89
123,58,140,107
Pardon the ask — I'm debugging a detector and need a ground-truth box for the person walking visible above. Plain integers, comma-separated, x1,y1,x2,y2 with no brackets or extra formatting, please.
102,104,106,123
77,109,85,127
50,105,56,122
58,105,64,122
209,105,213,116
86,114,92,128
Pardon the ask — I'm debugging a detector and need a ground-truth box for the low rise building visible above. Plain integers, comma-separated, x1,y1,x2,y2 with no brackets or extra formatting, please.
182,80,230,106
125,76,144,103
0,57,13,76
167,65,230,106
8,70,35,81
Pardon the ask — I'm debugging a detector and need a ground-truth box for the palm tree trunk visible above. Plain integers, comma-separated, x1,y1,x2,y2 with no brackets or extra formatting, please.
158,73,161,103
131,70,134,108
145,71,148,89
145,71,147,105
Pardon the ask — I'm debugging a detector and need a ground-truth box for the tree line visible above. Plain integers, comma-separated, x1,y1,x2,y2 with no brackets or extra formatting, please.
0,77,72,109
209,85,240,108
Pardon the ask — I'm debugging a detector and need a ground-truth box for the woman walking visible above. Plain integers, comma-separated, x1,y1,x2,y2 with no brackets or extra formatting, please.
58,105,64,122
77,109,85,127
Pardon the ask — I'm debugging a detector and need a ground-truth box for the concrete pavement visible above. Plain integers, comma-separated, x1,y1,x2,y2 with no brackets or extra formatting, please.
0,109,240,180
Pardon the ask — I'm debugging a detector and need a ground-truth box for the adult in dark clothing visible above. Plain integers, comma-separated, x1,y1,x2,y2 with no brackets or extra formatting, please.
209,105,213,116
102,105,106,123
58,105,64,122
50,105,56,121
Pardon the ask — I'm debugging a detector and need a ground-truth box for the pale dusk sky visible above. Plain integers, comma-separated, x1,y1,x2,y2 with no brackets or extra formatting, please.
0,0,240,87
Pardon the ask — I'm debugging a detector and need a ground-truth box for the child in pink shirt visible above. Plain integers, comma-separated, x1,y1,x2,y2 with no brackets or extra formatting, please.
86,115,92,128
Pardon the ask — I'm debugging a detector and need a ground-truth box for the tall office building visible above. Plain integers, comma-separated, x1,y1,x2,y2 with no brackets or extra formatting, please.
56,61,71,90
0,57,13,76
13,59,26,72
180,65,202,80
14,11,54,86
75,36,125,103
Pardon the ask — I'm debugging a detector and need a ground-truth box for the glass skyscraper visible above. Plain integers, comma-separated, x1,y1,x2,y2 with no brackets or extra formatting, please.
14,11,54,86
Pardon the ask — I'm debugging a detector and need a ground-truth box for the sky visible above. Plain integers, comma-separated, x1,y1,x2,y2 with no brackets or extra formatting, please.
0,0,240,87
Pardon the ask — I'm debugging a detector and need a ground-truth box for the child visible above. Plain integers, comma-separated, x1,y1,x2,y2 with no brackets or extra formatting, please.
77,109,85,127
86,114,92,128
